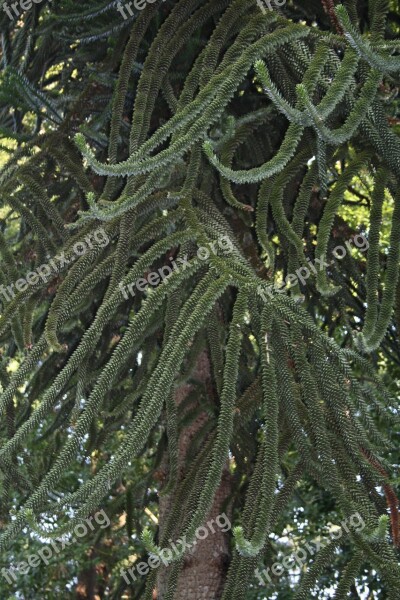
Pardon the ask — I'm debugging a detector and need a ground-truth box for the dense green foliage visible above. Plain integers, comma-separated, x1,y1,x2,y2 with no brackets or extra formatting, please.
0,0,399,597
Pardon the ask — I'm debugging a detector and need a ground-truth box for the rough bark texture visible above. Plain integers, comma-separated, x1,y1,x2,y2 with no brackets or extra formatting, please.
156,352,232,599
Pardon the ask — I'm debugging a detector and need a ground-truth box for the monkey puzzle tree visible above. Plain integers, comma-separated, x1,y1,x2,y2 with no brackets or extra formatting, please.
0,0,399,598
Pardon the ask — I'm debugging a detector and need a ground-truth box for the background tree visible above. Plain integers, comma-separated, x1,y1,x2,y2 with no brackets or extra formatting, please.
0,0,399,598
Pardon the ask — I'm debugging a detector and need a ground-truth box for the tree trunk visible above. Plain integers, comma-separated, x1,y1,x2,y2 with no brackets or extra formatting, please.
157,352,232,599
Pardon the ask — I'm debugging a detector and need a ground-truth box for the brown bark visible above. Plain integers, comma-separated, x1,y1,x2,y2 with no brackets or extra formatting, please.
76,548,97,599
156,352,232,600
